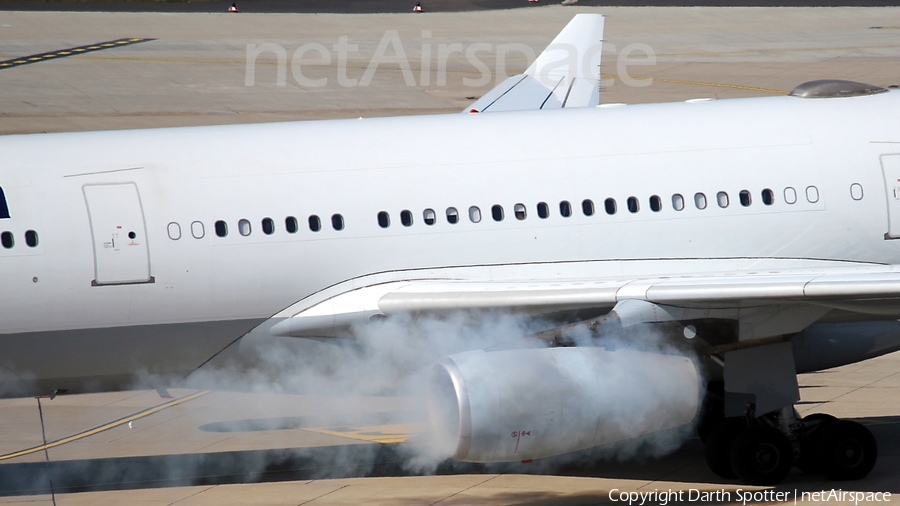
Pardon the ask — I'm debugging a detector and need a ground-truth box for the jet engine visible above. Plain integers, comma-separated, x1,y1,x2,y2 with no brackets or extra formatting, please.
428,347,701,462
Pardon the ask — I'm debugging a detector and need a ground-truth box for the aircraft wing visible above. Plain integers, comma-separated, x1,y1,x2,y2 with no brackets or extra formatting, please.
270,267,900,339
464,14,604,113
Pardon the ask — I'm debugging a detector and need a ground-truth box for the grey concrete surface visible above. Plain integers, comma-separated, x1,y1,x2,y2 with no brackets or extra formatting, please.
0,351,897,504
1,7,900,134
1,7,899,505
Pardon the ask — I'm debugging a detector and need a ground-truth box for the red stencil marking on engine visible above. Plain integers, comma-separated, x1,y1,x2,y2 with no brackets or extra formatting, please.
511,430,531,453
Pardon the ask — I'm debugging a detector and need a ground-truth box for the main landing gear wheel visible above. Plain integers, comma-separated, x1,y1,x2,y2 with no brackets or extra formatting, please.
729,425,793,485
818,420,877,480
704,418,745,479
796,413,837,474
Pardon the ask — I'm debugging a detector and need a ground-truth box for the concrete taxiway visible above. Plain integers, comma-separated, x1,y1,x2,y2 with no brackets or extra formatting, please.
1,7,900,134
0,351,897,504
1,5,900,505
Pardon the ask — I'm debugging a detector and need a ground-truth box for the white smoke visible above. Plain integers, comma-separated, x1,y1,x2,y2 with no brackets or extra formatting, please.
189,310,545,397
1,311,705,495
179,310,703,475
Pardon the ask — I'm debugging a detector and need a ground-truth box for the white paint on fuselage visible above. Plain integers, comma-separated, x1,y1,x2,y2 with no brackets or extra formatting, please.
1,92,899,376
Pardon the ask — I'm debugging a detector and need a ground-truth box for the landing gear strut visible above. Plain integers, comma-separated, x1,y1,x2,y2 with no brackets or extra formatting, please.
702,407,877,484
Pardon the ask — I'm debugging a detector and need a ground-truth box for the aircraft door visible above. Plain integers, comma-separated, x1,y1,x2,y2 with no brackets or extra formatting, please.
882,154,900,239
83,183,154,285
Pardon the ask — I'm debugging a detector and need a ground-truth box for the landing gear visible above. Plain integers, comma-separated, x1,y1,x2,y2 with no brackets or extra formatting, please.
808,418,877,480
704,417,792,485
704,417,744,479
702,409,878,484
729,425,793,485
795,413,837,474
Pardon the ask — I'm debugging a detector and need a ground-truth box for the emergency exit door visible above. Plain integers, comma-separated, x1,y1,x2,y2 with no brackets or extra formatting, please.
882,154,900,239
83,183,153,285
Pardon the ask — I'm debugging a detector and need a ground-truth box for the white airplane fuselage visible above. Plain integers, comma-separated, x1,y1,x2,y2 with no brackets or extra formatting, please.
2,90,900,396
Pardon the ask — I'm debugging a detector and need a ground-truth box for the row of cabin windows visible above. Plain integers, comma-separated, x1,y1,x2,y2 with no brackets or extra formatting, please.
375,187,819,228
167,184,838,240
211,214,345,238
168,214,345,240
1,230,39,249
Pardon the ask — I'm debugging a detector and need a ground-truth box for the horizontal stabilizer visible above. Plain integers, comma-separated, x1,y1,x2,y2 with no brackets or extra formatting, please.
465,13,604,113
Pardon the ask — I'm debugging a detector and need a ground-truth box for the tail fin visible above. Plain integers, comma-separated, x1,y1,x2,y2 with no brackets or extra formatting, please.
464,14,604,113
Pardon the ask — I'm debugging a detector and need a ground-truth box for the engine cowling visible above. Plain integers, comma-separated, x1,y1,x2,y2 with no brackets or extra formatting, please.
427,347,700,462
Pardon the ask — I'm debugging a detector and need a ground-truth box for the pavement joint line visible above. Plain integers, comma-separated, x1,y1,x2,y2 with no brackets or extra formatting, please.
296,484,350,506
428,474,501,506
0,37,155,71
166,484,218,506
0,390,210,462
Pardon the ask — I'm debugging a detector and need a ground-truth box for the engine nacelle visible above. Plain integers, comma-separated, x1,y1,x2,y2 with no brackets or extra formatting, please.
428,347,700,462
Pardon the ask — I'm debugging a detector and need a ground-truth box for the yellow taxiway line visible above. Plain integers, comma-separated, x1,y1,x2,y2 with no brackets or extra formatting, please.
0,390,210,462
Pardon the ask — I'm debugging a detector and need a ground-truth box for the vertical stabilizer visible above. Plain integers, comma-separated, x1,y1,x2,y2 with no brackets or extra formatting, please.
465,14,604,113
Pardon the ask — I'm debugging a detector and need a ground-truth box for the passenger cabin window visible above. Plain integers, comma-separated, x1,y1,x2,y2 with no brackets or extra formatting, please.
262,217,275,235
559,201,572,217
851,183,864,201
469,206,481,223
672,194,685,211
717,192,729,208
694,193,707,210
167,222,181,240
446,207,459,224
215,220,228,237
0,187,9,219
377,211,390,228
491,205,504,221
762,188,774,205
582,199,594,216
25,230,38,248
285,216,299,234
605,198,617,215
424,208,436,225
309,215,321,232
514,204,527,220
401,210,413,226
784,187,797,204
331,214,344,231
1,231,12,249
650,195,662,212
191,221,205,239
537,202,549,219
238,219,251,236
739,190,752,207
627,196,639,213
806,186,819,203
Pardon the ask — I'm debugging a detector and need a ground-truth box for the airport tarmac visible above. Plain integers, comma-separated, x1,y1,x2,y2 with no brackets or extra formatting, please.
0,351,897,505
2,6,900,134
2,5,900,505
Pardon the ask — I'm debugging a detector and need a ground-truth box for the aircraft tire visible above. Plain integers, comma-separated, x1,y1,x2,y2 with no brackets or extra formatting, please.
796,413,838,474
818,420,877,480
703,417,745,479
729,425,793,485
